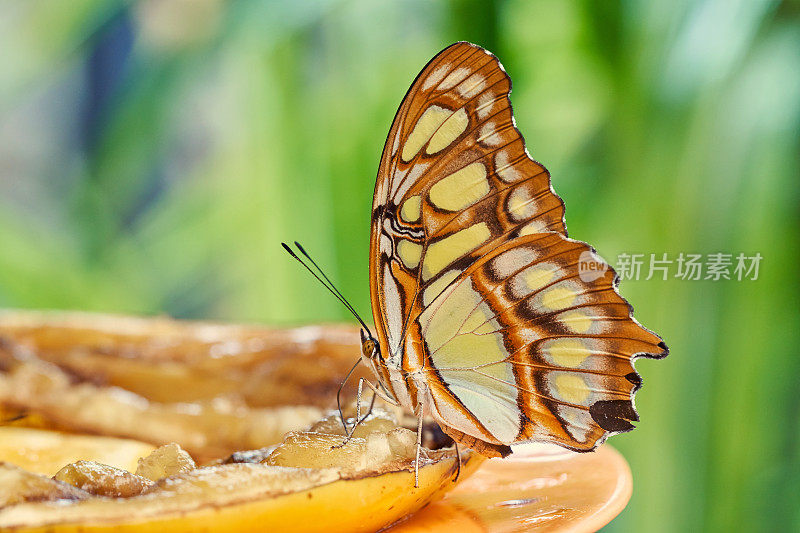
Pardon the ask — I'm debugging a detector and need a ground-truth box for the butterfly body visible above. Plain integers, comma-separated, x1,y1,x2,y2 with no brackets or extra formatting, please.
359,42,667,462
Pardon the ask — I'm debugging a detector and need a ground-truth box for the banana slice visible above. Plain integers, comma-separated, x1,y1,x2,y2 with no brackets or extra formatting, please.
0,353,321,461
0,462,89,507
0,310,370,408
53,462,154,498
135,444,196,481
0,427,155,476
0,411,483,533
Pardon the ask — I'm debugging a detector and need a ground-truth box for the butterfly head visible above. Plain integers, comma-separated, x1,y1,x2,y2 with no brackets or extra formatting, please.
359,328,381,362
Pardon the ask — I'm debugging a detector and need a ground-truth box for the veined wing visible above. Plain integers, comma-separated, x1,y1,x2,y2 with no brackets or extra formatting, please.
368,42,666,454
369,42,565,362
415,232,667,451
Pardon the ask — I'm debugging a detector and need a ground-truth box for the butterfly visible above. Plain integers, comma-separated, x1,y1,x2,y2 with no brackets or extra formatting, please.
286,41,667,486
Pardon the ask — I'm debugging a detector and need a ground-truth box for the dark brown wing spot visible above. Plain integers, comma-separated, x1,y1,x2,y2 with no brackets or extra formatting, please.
589,399,639,433
625,372,642,388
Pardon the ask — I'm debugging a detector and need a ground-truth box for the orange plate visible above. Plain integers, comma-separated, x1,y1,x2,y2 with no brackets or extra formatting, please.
389,444,632,533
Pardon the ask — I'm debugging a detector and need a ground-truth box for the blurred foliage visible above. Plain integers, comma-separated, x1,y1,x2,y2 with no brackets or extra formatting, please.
1,0,798,531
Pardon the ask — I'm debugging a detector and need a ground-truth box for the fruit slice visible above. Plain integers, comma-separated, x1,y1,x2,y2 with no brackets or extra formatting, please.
0,459,479,533
0,427,155,476
0,462,89,507
0,310,371,408
0,352,321,460
0,411,483,533
135,443,196,481
53,461,154,498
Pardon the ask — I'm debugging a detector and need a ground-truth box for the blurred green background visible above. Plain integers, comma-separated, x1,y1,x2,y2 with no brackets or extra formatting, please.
1,0,798,530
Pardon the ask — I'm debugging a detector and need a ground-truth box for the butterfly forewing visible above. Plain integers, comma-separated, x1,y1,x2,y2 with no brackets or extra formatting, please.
369,42,666,454
370,42,566,357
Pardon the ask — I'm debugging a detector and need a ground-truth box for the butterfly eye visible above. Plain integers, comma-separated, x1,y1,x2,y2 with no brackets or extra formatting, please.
361,339,378,360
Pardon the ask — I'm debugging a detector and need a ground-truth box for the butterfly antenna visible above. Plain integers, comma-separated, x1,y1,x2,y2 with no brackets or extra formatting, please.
281,242,373,335
293,242,364,322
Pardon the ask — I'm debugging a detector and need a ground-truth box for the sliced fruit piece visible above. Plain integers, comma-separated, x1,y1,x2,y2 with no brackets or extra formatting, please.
135,444,196,481
308,408,401,438
0,462,89,507
0,412,483,532
266,417,420,475
0,310,370,407
0,354,322,460
0,427,155,476
53,461,153,498
0,457,481,533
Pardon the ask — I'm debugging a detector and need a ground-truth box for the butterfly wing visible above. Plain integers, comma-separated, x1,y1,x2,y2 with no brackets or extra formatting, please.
368,42,666,453
370,42,565,360
416,233,667,451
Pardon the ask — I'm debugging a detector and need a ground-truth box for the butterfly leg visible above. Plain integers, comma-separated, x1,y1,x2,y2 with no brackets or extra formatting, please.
336,358,362,435
360,390,377,424
333,378,398,449
353,375,366,434
351,382,378,431
452,440,461,483
333,377,365,448
414,401,424,488
362,378,401,406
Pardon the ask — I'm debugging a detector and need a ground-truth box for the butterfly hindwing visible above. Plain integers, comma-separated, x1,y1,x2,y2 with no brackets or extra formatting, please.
415,232,666,450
